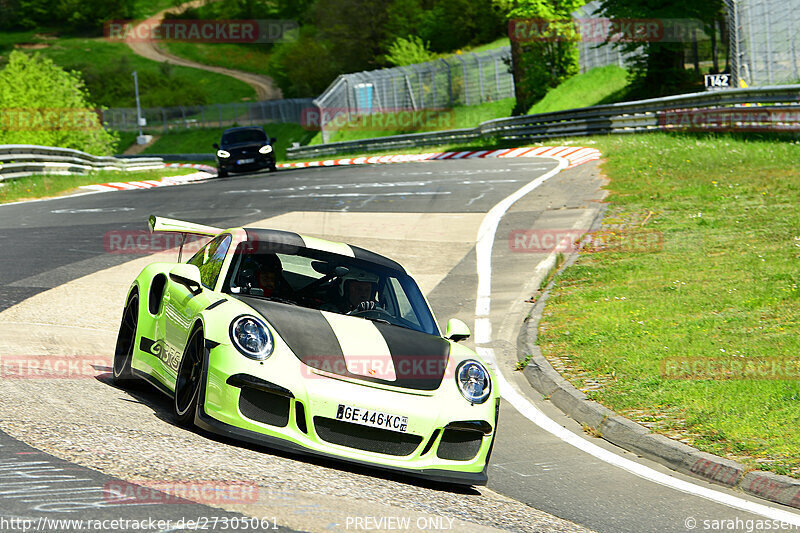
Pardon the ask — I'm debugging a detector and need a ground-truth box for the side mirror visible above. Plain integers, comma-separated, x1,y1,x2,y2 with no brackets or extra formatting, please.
169,264,203,296
212,142,219,150
269,137,277,145
445,318,470,342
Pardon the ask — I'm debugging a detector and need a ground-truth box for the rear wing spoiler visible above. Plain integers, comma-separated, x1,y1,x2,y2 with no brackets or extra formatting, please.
148,215,223,262
148,215,222,237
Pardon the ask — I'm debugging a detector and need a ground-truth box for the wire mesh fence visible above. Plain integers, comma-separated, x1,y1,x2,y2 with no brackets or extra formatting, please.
102,98,314,132
730,0,800,86
573,1,639,73
313,48,515,136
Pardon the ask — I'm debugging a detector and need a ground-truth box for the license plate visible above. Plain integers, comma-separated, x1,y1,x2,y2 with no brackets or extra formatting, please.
336,404,408,433
236,158,255,165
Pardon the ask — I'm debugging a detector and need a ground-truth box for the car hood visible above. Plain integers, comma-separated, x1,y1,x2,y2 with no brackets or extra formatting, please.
234,295,451,391
222,141,268,150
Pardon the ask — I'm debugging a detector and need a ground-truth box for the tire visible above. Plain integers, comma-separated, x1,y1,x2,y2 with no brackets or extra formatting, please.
268,162,277,172
217,168,228,178
174,326,206,427
112,292,138,386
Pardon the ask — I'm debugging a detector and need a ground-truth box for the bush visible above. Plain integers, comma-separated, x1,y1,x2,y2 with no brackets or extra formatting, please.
0,51,118,155
384,36,436,67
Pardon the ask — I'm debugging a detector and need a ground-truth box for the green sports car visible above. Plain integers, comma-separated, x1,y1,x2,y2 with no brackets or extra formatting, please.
113,216,499,485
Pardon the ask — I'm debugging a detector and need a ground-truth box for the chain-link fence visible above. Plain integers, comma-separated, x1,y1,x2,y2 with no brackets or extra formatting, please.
314,48,514,136
102,98,314,132
728,0,800,86
573,1,639,73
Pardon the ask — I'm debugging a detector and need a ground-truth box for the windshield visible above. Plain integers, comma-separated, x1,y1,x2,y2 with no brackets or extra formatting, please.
221,129,266,146
222,242,439,336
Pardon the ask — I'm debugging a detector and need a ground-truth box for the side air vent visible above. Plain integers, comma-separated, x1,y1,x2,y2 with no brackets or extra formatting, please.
436,429,483,461
148,274,167,315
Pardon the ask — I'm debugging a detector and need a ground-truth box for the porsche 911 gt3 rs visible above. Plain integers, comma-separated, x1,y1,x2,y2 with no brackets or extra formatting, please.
113,216,499,485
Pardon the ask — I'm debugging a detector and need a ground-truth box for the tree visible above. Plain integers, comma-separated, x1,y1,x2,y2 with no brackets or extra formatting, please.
0,51,118,155
597,0,725,96
507,0,584,115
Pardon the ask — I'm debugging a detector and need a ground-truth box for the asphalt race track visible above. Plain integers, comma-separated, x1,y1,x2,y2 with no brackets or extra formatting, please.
0,158,798,532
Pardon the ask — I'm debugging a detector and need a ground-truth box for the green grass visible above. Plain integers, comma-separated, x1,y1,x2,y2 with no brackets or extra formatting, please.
163,42,272,76
528,65,631,114
536,133,800,477
309,98,516,145
0,167,196,204
1,33,256,108
136,122,316,161
460,37,510,54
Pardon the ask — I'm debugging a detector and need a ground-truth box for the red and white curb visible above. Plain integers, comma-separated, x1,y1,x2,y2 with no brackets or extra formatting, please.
77,147,601,194
80,163,217,193
278,145,602,171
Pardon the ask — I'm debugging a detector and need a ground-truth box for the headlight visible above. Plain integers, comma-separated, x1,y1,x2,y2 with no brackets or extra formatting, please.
455,360,491,404
230,315,274,360
258,145,273,154
217,149,231,158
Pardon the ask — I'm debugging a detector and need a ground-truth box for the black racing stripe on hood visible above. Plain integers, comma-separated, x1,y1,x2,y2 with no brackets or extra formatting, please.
234,295,449,391
349,245,405,273
373,322,451,390
233,295,344,362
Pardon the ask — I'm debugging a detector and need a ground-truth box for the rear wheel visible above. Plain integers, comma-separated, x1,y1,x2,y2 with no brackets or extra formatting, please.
112,292,138,386
174,327,206,427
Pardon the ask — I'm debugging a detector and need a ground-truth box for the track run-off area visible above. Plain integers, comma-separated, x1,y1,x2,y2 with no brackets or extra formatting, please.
0,154,798,533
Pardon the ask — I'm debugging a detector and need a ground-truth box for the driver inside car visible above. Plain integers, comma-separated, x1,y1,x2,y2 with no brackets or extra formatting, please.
323,269,381,314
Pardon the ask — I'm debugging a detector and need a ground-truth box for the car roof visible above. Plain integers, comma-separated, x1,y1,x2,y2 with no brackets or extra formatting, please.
222,126,265,133
242,228,405,273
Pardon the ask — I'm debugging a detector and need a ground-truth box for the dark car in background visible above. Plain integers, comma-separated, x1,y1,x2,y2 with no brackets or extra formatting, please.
213,126,277,177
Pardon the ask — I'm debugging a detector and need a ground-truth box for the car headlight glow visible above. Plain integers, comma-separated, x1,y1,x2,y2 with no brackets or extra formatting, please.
455,360,491,404
230,315,274,360
258,144,273,154
217,149,231,158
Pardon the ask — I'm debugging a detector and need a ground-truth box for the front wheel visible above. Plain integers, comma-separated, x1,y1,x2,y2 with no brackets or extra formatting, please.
217,168,228,178
112,292,138,386
174,327,206,427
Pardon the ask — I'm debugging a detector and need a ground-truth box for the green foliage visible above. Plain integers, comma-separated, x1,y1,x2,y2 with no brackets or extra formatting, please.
385,36,436,67
507,0,584,114
265,0,507,97
597,0,726,97
0,51,117,154
1,0,135,34
266,26,342,98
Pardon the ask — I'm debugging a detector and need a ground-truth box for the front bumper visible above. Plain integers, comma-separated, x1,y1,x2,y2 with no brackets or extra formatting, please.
195,344,498,485
217,154,275,173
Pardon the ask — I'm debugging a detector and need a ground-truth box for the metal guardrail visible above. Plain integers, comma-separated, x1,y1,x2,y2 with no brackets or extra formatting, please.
287,86,800,159
0,145,164,181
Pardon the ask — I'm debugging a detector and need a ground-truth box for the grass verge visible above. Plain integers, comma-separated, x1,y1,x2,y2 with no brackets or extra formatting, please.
537,133,800,477
162,42,272,76
308,99,516,145
528,65,630,114
0,167,196,204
